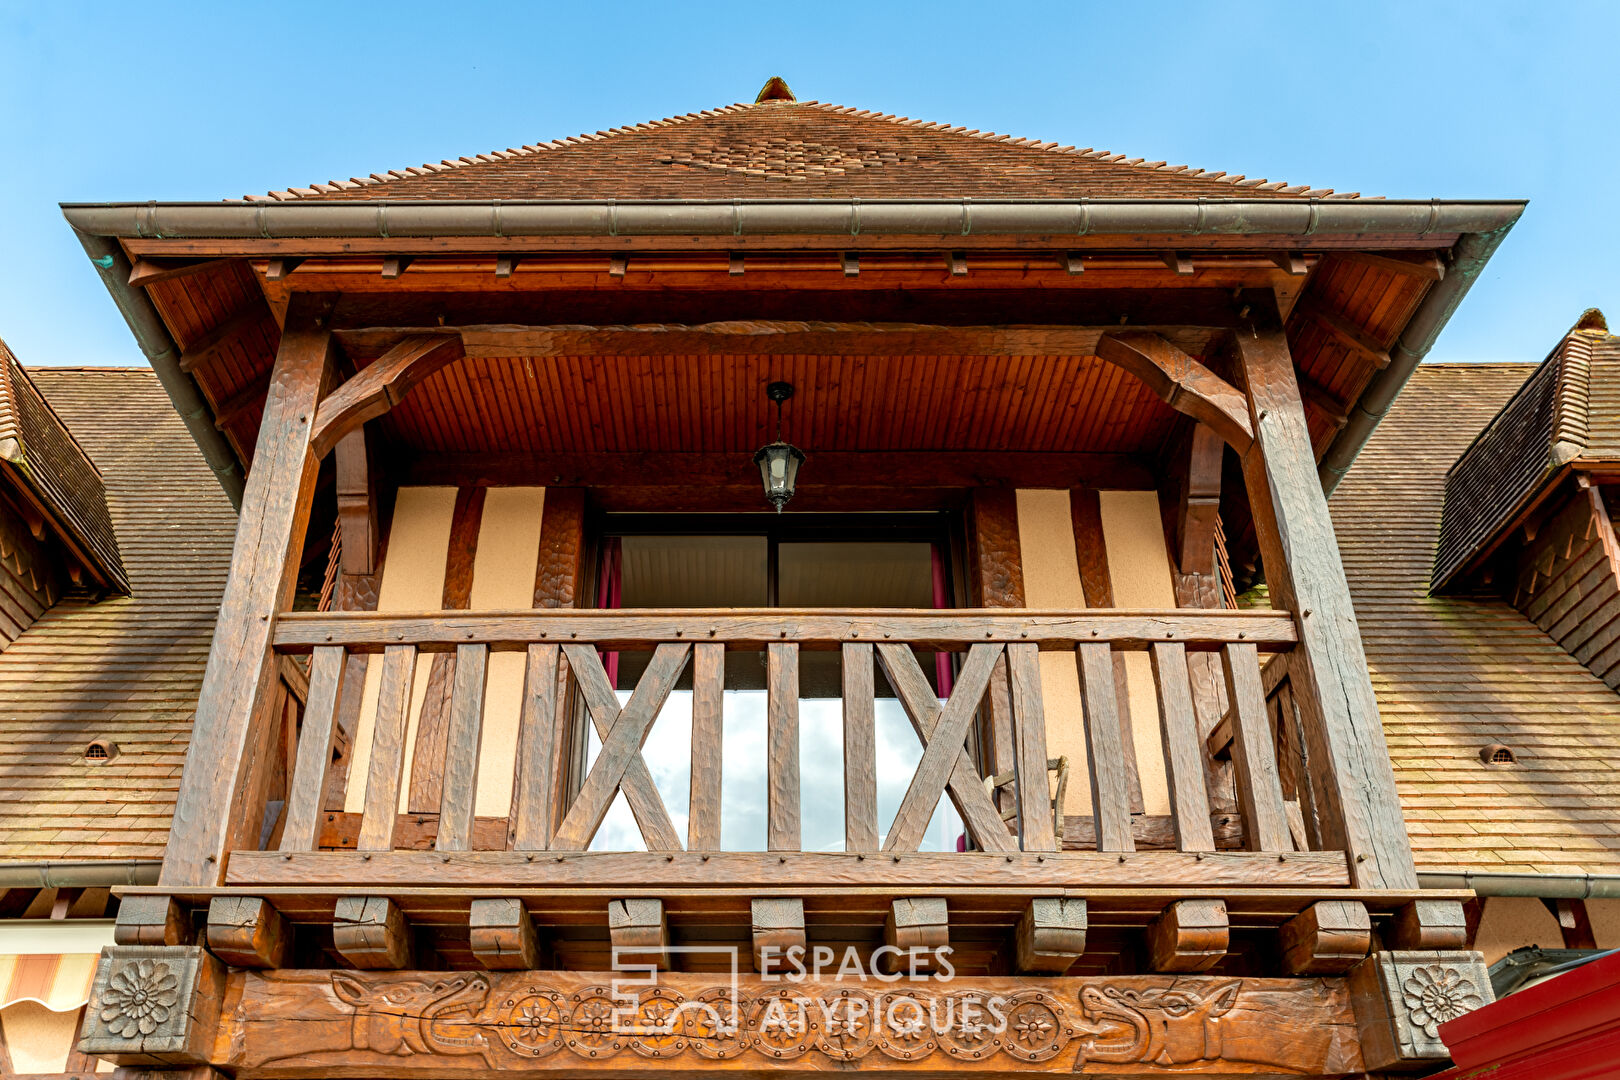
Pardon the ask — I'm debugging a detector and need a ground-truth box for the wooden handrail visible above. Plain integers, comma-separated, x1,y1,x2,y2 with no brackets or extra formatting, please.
272,607,1297,653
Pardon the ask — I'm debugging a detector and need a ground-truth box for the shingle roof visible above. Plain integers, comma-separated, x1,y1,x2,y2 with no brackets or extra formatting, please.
0,343,127,593
0,369,235,863
1334,363,1620,875
253,99,1356,203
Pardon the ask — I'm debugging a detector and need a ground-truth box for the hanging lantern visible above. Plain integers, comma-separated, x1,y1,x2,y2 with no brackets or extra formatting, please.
754,381,805,512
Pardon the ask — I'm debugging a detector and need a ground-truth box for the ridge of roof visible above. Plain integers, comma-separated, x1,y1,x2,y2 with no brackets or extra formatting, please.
245,99,1357,203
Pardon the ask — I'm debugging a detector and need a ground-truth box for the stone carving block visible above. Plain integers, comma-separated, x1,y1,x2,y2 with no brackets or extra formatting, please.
78,945,224,1065
1349,949,1491,1070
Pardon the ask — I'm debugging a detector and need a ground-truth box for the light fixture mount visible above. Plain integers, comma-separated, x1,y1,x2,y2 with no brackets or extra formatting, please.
755,381,804,513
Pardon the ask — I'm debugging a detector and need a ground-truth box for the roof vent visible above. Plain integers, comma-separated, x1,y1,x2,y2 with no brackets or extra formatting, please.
1479,743,1517,766
83,738,119,763
755,76,796,104
1574,308,1608,334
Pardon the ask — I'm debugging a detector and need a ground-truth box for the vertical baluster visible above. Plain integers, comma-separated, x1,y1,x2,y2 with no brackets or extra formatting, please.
767,642,800,852
1149,642,1216,851
1222,642,1292,852
1006,642,1057,852
510,644,563,850
842,643,879,852
279,646,347,851
1075,642,1135,852
436,643,490,851
358,644,417,851
688,643,726,850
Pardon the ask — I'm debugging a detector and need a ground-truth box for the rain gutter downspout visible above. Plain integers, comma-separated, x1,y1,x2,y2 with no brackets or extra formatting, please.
1317,218,1522,493
1419,870,1620,900
69,228,246,509
0,859,161,888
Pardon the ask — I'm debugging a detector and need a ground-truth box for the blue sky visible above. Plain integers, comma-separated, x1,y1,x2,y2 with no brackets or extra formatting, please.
0,1,1613,368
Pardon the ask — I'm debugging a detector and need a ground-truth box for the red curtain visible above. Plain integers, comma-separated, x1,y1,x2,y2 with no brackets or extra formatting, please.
931,543,954,698
595,537,622,689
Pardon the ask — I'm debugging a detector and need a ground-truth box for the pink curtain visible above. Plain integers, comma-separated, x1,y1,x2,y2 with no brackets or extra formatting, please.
931,543,954,698
596,537,622,689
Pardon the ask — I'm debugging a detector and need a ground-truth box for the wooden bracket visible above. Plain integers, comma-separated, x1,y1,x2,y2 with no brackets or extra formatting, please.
751,898,806,974
1015,898,1087,974
884,897,949,973
609,898,669,970
309,334,466,458
1279,900,1371,974
1095,332,1254,454
1389,899,1469,951
332,896,412,970
1147,898,1229,972
114,895,193,947
469,898,542,970
205,896,290,969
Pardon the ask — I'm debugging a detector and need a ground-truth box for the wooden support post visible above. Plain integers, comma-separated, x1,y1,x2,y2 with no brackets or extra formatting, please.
205,897,290,969
1149,642,1216,852
334,431,377,576
1015,898,1087,975
751,898,806,974
841,643,879,852
332,896,412,970
1008,642,1058,851
114,895,192,946
510,644,563,850
1278,900,1371,974
608,898,668,970
1146,898,1228,972
1546,898,1599,950
968,490,1024,795
884,898,949,974
688,642,726,851
280,646,346,852
1220,642,1291,852
469,898,541,970
1074,643,1135,852
1389,899,1470,951
159,293,337,886
1234,321,1420,891
767,642,801,852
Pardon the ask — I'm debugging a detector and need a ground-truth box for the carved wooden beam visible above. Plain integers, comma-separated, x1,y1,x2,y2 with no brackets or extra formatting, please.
308,334,465,458
114,894,192,946
1389,899,1469,950
333,431,377,576
1095,331,1254,453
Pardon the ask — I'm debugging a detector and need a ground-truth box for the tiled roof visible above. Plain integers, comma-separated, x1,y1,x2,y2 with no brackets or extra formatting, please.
0,343,127,592
1334,363,1620,875
253,99,1356,203
0,369,235,862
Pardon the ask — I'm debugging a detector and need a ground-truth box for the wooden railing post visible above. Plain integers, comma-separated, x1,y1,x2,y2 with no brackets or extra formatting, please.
160,293,338,886
1233,323,1419,890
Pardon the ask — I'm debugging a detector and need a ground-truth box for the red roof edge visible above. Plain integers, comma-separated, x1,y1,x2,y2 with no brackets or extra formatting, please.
1430,950,1620,1080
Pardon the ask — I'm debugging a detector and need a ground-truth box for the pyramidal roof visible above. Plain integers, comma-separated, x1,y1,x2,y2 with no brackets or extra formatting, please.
250,82,1357,203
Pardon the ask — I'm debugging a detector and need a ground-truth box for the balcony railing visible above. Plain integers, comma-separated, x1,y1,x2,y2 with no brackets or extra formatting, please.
221,608,1345,890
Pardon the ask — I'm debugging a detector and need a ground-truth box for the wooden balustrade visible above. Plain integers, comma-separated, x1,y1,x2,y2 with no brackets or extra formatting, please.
266,608,1303,872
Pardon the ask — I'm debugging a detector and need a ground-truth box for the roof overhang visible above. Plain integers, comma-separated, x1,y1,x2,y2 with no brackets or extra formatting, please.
62,196,1525,506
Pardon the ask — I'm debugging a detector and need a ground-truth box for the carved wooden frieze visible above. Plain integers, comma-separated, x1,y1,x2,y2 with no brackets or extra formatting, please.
221,970,1364,1075
1348,950,1491,1070
77,946,225,1065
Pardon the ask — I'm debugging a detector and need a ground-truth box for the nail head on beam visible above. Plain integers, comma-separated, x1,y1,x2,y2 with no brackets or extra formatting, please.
1147,898,1228,972
1016,897,1087,975
470,898,542,970
1278,899,1370,975
206,896,291,969
333,896,413,970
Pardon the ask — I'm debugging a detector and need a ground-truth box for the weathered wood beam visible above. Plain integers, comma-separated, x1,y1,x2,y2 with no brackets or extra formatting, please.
750,897,805,974
159,293,337,887
1235,321,1420,891
1332,249,1445,282
1297,371,1352,429
1015,897,1087,974
1220,642,1292,853
968,489,1023,798
178,308,265,375
210,373,271,431
127,256,229,289
1389,899,1469,950
1177,424,1225,576
1071,488,1145,814
841,642,879,852
1206,651,1290,759
1278,899,1370,974
1095,331,1255,453
205,896,290,969
468,898,541,970
333,431,377,576
114,894,192,946
1299,301,1391,369
332,896,412,969
885,897,949,973
608,897,668,970
308,334,465,458
1146,898,1228,972
279,646,346,852
272,608,1300,653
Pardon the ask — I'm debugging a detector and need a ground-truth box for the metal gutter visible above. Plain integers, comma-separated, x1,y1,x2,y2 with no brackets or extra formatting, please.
70,228,247,508
1318,218,1522,492
0,859,161,888
1419,870,1620,900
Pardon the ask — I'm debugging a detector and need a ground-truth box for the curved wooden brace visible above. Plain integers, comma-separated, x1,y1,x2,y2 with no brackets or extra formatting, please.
1095,331,1254,454
309,334,465,458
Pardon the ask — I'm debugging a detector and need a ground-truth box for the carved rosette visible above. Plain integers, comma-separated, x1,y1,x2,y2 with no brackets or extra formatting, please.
875,991,939,1061
686,986,748,1060
1401,964,1486,1039
747,988,817,1060
496,987,566,1059
628,987,689,1058
1350,950,1493,1069
564,986,626,1059
78,946,224,1065
1000,989,1071,1063
813,988,878,1061
939,991,1004,1061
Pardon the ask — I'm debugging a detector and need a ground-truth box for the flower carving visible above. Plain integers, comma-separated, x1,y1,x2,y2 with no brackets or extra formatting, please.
1015,1013,1054,1046
1401,965,1484,1038
100,959,180,1038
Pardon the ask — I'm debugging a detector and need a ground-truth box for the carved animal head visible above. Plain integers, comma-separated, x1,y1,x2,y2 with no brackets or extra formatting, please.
1078,981,1241,1066
331,973,491,1057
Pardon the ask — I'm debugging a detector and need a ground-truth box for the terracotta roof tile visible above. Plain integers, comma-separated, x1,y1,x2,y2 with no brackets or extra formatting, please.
1334,362,1620,875
254,100,1354,203
0,369,235,864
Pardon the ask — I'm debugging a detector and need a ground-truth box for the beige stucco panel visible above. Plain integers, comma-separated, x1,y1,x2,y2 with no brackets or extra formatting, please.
1473,896,1565,966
